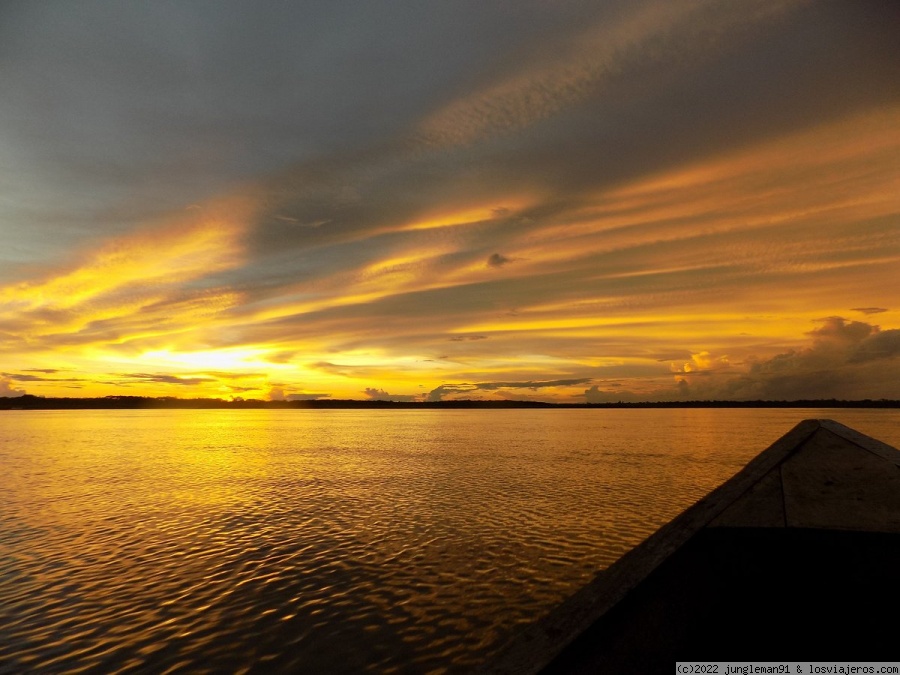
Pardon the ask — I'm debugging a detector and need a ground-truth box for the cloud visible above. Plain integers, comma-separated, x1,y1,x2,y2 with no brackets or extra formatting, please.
584,385,658,404
677,318,900,400
428,377,593,401
670,351,731,376
807,316,877,346
199,371,267,380
447,335,488,342
2,2,899,402
311,361,361,378
362,387,419,402
218,102,900,381
273,215,330,228
487,253,512,268
416,0,809,148
1,372,86,383
263,351,297,364
848,329,900,364
477,378,593,391
426,384,478,401
226,385,258,393
287,393,331,401
0,195,254,355
269,385,331,401
118,373,214,386
3,372,44,382
0,377,26,397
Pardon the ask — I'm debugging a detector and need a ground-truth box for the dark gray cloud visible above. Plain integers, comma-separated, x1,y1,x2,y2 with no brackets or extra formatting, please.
848,329,900,364
4,0,896,272
237,0,900,263
807,316,877,345
487,253,512,268
0,0,612,269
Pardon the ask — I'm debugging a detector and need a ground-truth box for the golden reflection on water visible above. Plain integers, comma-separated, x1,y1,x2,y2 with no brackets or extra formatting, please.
1,408,898,673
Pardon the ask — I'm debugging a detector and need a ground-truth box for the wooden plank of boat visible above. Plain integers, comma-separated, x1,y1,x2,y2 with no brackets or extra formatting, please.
483,419,900,674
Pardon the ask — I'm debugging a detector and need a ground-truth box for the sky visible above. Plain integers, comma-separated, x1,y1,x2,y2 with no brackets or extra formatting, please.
1,0,899,403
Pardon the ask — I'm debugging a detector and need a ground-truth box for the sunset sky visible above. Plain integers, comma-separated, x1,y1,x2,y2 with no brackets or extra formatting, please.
2,0,899,402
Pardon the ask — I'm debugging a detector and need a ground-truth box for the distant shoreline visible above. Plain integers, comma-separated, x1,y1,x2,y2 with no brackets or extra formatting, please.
2,395,899,410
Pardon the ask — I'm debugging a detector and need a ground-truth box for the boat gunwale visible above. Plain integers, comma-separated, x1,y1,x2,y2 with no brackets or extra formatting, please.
483,418,900,674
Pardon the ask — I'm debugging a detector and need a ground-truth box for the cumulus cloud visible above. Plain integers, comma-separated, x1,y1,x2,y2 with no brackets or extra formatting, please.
362,387,419,402
0,377,26,397
670,351,731,376
678,318,900,400
849,330,900,364
852,307,888,315
807,316,877,345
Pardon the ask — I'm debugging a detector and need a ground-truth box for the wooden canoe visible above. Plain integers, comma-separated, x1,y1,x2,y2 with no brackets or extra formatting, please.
485,419,900,673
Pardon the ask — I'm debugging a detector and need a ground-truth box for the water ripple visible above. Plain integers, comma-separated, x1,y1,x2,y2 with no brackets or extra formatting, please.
2,408,898,672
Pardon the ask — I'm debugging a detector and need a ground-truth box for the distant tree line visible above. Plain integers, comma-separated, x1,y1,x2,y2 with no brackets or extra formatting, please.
1,394,899,410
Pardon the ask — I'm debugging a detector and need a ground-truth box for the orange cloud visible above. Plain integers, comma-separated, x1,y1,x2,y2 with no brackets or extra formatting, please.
0,194,257,352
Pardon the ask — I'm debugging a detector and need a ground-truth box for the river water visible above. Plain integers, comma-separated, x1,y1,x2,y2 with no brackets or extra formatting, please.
1,408,897,673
